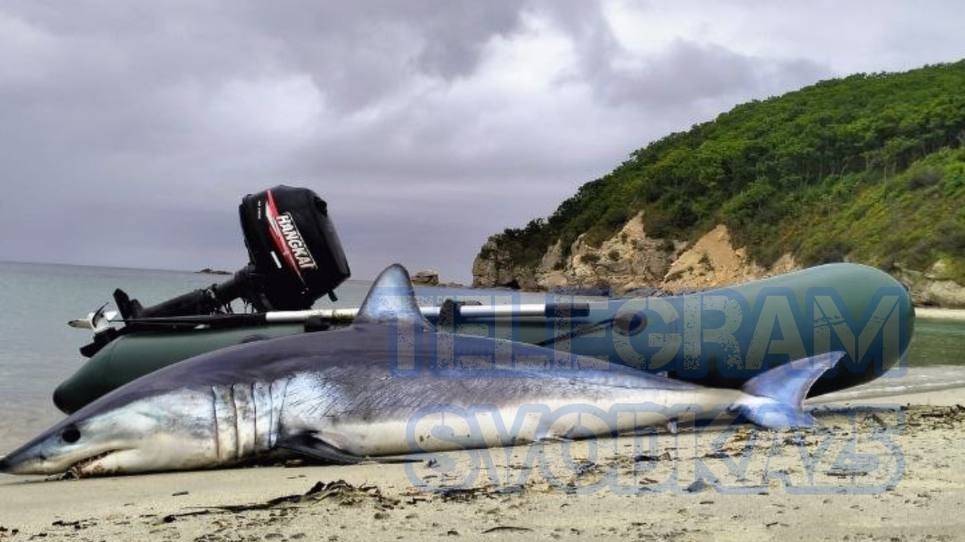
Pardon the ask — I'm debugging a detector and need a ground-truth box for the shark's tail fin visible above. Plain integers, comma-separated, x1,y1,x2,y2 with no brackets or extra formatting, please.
734,352,845,430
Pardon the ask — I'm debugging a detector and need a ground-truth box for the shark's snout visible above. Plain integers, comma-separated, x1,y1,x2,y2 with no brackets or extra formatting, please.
0,446,46,475
0,451,33,475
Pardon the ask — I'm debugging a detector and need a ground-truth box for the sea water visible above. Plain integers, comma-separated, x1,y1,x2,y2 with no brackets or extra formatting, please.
0,261,552,449
0,261,962,451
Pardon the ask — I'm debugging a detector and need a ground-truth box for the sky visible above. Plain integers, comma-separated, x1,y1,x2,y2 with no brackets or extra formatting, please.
1,1,962,282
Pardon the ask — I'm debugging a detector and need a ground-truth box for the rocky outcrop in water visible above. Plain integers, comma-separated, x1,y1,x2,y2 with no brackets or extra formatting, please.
894,261,965,308
411,269,440,286
471,239,539,289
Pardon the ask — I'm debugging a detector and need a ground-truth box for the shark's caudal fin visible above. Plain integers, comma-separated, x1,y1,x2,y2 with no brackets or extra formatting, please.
354,264,434,330
734,351,845,430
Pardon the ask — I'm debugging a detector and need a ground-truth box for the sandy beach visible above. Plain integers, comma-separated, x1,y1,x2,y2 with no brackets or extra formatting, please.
915,307,965,321
0,377,963,542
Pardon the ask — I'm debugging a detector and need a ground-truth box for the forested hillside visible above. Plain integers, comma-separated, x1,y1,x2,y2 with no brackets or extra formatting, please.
477,60,965,294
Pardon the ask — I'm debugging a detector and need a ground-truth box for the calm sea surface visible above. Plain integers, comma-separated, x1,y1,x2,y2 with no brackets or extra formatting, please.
0,261,962,451
0,261,553,449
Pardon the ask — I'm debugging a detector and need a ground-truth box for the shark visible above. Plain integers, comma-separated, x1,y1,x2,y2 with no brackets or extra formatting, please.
0,264,842,477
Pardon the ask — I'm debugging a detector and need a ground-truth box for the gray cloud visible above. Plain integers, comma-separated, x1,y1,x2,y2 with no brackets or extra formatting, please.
0,0,962,283
586,40,828,107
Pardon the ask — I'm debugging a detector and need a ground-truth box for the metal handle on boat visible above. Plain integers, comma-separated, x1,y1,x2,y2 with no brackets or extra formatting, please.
263,302,590,323
69,302,592,330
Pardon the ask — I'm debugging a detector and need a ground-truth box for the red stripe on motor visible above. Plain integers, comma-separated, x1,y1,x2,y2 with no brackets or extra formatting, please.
265,190,306,284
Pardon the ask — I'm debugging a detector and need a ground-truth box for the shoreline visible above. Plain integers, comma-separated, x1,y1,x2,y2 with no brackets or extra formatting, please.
915,306,965,321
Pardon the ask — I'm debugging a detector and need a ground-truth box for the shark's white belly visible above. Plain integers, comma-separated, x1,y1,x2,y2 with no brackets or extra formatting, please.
215,373,746,460
317,387,743,457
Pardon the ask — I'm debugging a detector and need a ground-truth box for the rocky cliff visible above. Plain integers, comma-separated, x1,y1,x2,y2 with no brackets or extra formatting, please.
473,212,965,306
474,214,804,296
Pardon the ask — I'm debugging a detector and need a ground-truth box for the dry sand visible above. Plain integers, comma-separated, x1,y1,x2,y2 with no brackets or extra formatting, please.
0,385,963,541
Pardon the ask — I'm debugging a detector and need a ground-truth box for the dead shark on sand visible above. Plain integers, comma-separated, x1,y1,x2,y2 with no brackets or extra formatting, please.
0,264,843,477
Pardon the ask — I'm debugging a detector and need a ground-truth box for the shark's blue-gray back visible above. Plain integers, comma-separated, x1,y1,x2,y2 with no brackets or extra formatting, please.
76,323,694,419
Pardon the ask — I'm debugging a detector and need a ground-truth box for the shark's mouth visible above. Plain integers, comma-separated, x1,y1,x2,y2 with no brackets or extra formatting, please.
67,450,120,478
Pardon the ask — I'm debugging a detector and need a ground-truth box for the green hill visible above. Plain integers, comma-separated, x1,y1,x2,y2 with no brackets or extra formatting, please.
479,60,965,291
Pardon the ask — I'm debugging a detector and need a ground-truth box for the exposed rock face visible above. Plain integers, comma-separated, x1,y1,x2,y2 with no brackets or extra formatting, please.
894,260,965,308
660,225,761,292
659,225,799,293
473,213,965,305
533,213,683,295
473,214,800,294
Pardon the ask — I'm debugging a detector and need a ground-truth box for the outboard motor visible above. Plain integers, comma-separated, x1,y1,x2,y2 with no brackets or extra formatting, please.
83,185,350,356
238,185,350,310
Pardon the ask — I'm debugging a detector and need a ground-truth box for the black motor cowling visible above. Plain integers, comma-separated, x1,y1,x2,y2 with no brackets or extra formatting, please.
110,185,350,326
239,185,350,309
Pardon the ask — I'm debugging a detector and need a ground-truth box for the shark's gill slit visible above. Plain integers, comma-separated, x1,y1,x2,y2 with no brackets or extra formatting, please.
230,385,240,459
250,382,258,448
210,386,220,460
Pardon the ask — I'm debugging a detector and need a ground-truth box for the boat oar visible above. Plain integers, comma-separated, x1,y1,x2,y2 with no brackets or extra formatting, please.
81,302,591,331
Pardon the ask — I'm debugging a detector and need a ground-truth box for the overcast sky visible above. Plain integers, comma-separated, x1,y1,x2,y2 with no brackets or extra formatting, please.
1,1,962,282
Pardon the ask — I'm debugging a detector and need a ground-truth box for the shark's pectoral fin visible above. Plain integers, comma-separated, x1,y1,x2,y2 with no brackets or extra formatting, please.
278,434,363,464
734,351,845,430
277,434,418,465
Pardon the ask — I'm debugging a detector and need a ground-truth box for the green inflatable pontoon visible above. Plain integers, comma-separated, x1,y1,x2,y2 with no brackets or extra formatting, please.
53,263,914,414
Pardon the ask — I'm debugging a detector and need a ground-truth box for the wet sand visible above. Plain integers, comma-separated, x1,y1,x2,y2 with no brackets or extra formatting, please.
1,380,964,541
916,307,965,321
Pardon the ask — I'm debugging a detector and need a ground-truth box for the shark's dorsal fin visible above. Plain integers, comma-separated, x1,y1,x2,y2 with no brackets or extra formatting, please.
354,264,433,330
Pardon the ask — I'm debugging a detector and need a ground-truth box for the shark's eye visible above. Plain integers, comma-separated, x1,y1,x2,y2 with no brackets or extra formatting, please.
61,426,81,443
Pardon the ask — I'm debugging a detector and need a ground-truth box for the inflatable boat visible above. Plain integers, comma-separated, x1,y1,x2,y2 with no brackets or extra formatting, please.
54,262,914,414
